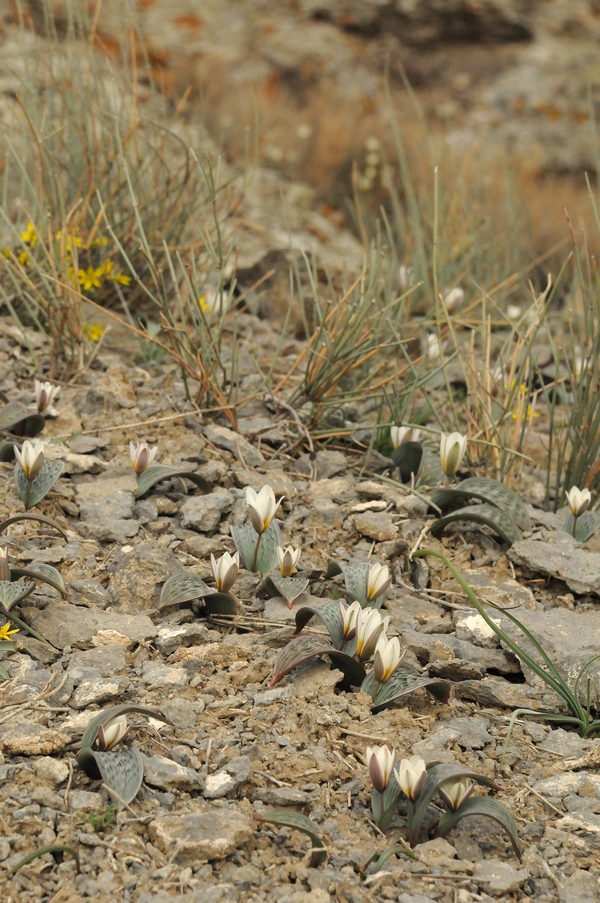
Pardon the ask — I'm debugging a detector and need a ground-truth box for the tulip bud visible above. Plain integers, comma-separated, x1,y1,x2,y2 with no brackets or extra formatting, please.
438,777,474,812
439,431,468,477
395,755,427,801
245,485,283,534
355,608,389,661
365,563,391,603
427,333,442,361
129,441,158,475
565,486,591,518
390,425,421,449
96,714,129,751
277,545,301,577
373,635,402,682
210,551,239,593
340,600,361,640
366,744,396,793
34,379,60,414
443,287,464,313
14,439,45,480
0,547,9,582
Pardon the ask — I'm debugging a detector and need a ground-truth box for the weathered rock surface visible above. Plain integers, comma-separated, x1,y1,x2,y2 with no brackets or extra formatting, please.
509,531,600,594
149,808,253,863
19,601,157,650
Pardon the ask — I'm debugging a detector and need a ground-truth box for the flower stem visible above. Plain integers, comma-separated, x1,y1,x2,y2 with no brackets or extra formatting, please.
251,532,263,572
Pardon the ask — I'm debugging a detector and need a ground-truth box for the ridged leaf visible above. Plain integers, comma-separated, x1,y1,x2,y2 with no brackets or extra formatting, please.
270,574,309,608
294,600,344,648
77,746,144,806
11,564,67,595
416,448,445,487
0,441,15,462
342,563,369,607
409,763,501,848
437,796,521,859
391,442,423,484
230,519,282,574
136,464,211,498
255,809,326,867
80,704,170,750
159,572,211,609
325,560,343,578
270,634,366,688
16,414,46,439
431,504,521,545
430,477,530,531
15,459,64,509
362,666,451,712
10,844,80,875
362,843,416,875
565,511,600,543
0,580,35,611
203,592,237,615
0,512,67,539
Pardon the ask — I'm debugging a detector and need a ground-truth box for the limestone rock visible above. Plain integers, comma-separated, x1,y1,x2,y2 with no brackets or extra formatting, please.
149,808,253,863
20,601,156,650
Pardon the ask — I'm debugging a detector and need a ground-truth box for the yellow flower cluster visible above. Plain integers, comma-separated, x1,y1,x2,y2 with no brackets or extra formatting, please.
83,323,106,343
1,222,131,292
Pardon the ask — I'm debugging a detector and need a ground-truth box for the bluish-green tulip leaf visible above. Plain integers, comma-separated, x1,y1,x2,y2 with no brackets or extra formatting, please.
431,504,522,545
270,574,309,608
159,572,211,609
437,796,521,859
255,809,326,867
565,510,600,543
15,459,64,509
294,599,344,648
135,464,211,498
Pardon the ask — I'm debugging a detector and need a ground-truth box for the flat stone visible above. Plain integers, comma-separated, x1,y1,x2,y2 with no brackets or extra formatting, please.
20,601,156,650
254,787,310,806
34,757,69,787
509,531,600,595
416,837,457,865
149,808,253,863
143,754,201,791
107,542,182,613
180,490,234,533
442,568,535,610
159,698,198,728
263,596,297,622
68,645,127,676
70,677,129,709
203,771,236,799
533,771,600,799
77,473,139,543
0,723,70,755
440,716,492,749
539,728,596,759
204,423,264,467
558,869,600,903
402,628,521,676
305,478,355,504
500,608,600,693
253,685,296,705
454,613,501,648
296,449,347,479
69,579,113,610
68,790,104,813
155,622,220,655
353,512,398,542
473,859,528,895
456,676,555,710
142,660,189,688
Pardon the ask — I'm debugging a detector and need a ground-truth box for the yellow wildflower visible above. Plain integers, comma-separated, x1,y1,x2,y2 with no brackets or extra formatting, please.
111,271,131,286
0,622,18,641
83,323,105,342
78,266,103,292
98,259,114,277
18,250,30,266
1,247,11,259
20,222,37,247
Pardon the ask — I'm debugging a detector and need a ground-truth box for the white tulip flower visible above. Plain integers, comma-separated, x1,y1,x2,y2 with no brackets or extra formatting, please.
390,426,421,449
340,600,361,640
366,563,391,603
14,439,45,480
565,486,591,518
439,431,468,477
246,485,283,534
129,441,158,475
438,777,474,812
366,744,396,793
277,546,301,577
97,714,129,751
34,379,60,414
373,635,402,682
355,608,390,661
395,755,427,801
210,551,240,593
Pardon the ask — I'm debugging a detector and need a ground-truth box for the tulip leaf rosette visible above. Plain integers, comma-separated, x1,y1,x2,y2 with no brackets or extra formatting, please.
269,546,309,609
327,560,391,609
564,486,600,541
271,599,451,710
159,553,239,616
131,441,211,498
230,485,284,574
364,754,520,854
14,439,64,509
76,704,171,806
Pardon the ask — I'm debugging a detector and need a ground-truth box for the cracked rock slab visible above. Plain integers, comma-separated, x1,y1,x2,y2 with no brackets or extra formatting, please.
148,808,253,863
509,531,600,594
20,601,157,650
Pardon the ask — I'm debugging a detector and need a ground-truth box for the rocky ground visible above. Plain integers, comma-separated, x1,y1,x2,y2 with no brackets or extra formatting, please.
1,317,600,903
